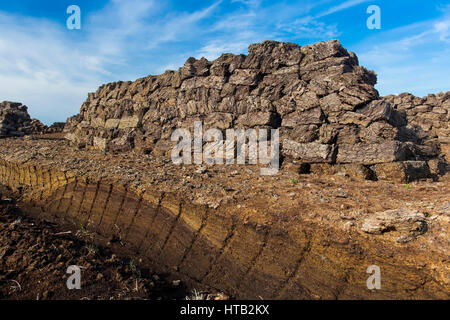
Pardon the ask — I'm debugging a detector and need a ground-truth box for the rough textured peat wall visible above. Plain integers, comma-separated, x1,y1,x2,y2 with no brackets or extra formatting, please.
0,158,448,299
63,39,450,182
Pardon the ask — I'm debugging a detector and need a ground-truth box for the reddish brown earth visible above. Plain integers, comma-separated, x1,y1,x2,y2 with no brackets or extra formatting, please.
0,187,228,300
0,136,449,300
0,187,190,300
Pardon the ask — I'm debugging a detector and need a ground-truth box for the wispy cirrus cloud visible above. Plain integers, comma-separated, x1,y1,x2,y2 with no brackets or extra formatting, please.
194,0,340,61
355,11,450,96
434,20,450,42
0,0,225,124
0,12,109,123
277,16,340,39
150,0,224,45
316,0,372,18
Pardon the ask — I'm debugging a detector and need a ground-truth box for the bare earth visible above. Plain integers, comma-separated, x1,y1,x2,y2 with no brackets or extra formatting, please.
0,136,449,299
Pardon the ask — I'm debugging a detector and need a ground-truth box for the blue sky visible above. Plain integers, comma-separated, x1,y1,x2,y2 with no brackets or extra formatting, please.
0,0,449,124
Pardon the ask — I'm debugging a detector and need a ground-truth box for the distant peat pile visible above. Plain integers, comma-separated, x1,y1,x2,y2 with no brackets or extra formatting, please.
0,101,65,137
0,101,46,137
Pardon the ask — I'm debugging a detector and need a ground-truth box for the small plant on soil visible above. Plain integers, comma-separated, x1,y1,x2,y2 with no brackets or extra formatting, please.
87,243,98,255
129,259,142,280
79,222,89,235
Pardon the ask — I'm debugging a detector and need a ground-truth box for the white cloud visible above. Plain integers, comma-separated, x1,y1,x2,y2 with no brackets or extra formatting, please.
148,0,224,45
277,16,340,39
231,0,262,8
316,0,372,18
434,20,450,42
197,40,251,60
0,12,110,124
0,0,222,124
196,0,339,61
355,15,450,97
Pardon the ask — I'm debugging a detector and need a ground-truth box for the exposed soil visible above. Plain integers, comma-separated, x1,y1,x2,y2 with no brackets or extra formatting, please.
0,137,449,299
0,188,190,300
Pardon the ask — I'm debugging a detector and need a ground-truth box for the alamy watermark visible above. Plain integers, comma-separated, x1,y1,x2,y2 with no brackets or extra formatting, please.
366,265,381,290
66,265,81,290
171,121,280,176
65,4,381,31
66,5,81,30
367,5,381,30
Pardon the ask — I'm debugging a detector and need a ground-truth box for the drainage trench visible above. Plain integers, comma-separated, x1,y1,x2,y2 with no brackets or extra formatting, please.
0,159,448,300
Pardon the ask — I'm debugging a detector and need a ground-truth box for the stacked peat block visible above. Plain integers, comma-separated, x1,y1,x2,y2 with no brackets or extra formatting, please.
64,40,449,182
0,101,46,137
